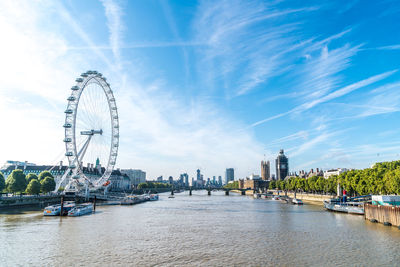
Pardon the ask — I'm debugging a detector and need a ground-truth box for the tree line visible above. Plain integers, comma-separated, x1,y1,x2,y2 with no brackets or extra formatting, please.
0,170,56,195
338,161,400,196
269,176,338,194
137,182,171,189
223,181,239,189
268,160,400,196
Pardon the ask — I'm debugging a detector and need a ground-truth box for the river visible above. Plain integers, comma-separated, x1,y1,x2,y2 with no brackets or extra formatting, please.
1,190,400,266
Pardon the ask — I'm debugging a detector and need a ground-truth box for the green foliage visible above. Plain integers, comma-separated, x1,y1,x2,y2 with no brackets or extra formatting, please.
268,180,276,189
138,182,171,189
26,173,38,184
307,176,318,192
57,186,65,192
5,169,27,193
40,177,56,193
26,179,40,195
0,172,5,192
38,171,53,181
336,160,400,196
223,181,239,189
270,160,400,196
384,169,400,195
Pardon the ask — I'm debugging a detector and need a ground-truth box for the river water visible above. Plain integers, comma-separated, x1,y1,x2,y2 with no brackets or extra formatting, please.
1,191,400,266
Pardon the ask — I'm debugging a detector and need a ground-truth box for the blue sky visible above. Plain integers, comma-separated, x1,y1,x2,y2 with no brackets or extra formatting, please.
1,0,400,180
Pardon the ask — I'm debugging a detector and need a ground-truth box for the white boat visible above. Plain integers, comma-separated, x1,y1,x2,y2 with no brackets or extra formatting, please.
121,198,135,205
323,200,364,215
272,196,280,200
149,194,159,201
292,198,303,205
121,196,138,205
68,203,93,216
43,202,75,216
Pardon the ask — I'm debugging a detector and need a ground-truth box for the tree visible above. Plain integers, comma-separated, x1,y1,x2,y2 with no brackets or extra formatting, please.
316,177,326,193
269,180,276,190
26,173,38,184
26,179,40,195
384,169,400,195
38,171,53,181
307,176,318,193
324,176,337,194
295,178,305,192
5,169,27,193
40,177,56,193
0,172,5,192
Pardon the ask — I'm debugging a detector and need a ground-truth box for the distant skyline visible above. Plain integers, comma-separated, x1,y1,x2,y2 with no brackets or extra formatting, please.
1,1,400,179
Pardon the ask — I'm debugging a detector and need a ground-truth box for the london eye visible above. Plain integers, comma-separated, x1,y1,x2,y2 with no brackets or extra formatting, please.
56,71,119,192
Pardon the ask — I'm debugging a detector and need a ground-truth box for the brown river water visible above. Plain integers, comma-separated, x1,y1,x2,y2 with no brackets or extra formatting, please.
1,190,400,266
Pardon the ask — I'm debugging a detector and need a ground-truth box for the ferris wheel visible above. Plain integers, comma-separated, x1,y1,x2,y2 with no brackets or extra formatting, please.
56,71,119,192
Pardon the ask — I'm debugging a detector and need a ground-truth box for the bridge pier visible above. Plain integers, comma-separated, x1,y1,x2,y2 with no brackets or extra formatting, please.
189,188,192,196
225,190,229,196
241,190,245,195
171,189,174,196
208,189,211,196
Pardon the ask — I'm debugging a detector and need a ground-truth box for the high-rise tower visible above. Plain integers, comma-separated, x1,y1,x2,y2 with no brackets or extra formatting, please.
225,168,234,184
275,149,288,180
261,160,270,180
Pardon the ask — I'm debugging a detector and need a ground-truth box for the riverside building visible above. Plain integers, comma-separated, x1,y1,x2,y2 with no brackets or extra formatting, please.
121,169,146,187
1,160,132,191
225,168,234,184
261,160,270,180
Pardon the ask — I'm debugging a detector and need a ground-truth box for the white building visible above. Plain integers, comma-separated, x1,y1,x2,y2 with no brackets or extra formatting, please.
121,169,146,186
109,170,131,191
247,174,261,180
1,160,36,169
323,168,348,179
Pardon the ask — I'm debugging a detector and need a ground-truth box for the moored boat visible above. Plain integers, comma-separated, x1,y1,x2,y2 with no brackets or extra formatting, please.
43,202,75,216
43,204,61,216
121,198,135,205
149,194,159,201
68,203,93,216
121,195,139,205
292,198,303,205
323,195,370,215
323,200,364,214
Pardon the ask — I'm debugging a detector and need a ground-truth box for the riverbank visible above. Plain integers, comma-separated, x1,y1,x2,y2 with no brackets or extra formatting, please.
272,191,335,205
0,195,61,208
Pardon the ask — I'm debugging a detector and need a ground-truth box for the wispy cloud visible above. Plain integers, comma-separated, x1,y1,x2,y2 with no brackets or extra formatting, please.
56,2,114,70
64,41,205,50
193,0,318,97
101,0,124,69
251,69,397,127
160,0,191,80
268,130,309,146
288,131,336,158
374,44,400,50
297,43,360,100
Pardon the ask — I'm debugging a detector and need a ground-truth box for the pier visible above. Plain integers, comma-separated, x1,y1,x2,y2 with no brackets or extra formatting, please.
365,204,400,227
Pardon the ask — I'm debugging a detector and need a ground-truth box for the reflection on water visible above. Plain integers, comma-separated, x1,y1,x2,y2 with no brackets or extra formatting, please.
1,191,400,266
